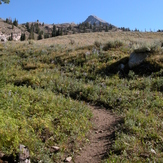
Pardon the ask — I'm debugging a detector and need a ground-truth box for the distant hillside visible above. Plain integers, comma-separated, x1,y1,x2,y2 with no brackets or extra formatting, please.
0,15,118,42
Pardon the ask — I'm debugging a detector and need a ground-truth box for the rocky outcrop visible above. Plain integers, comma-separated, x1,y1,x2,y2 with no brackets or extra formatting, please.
13,33,21,41
84,15,109,26
0,31,21,42
128,48,150,68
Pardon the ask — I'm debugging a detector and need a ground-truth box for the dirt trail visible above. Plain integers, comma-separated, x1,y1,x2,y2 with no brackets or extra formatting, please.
73,105,121,163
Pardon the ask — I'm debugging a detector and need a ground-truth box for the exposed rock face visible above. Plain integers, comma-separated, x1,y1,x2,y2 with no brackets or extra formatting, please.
84,15,109,25
0,31,21,42
13,33,21,41
128,52,149,68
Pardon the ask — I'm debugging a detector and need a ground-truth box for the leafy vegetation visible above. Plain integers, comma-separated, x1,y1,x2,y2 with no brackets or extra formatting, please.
0,33,163,162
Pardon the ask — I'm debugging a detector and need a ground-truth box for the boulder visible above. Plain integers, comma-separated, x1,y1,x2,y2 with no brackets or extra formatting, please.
19,144,30,163
128,52,149,68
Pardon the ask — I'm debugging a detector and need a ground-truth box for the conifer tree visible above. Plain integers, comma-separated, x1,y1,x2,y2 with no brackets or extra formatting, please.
26,22,30,32
38,31,43,40
52,25,56,37
13,18,18,27
20,33,26,41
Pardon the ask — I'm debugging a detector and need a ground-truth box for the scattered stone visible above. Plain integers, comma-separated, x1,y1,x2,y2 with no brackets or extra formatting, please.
0,151,4,158
65,156,72,162
151,149,156,154
50,146,60,153
19,144,30,163
99,130,103,133
95,130,104,134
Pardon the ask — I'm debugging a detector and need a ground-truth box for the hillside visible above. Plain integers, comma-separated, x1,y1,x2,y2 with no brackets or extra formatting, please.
0,15,117,42
0,31,163,162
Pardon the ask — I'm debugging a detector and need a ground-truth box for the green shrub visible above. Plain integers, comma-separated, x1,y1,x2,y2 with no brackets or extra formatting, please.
103,40,123,51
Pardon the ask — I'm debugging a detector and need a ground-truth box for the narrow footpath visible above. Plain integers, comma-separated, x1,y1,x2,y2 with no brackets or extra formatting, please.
74,105,121,163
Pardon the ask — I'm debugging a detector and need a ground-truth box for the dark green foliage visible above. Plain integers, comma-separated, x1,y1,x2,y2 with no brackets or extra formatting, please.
0,0,10,4
8,32,13,41
103,40,123,51
25,22,30,32
20,33,26,41
13,18,18,27
34,23,40,34
5,18,12,24
28,23,34,40
105,25,108,32
38,31,43,40
44,33,49,39
52,25,56,37
28,31,34,40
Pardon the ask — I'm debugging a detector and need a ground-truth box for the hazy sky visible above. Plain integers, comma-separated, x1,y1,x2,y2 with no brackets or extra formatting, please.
0,0,163,31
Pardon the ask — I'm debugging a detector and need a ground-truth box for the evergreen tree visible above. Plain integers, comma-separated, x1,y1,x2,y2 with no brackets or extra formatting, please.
13,18,18,27
38,31,43,40
85,22,89,28
29,24,34,40
52,25,56,37
6,17,12,24
20,33,26,41
9,33,13,41
26,22,30,32
56,28,60,36
105,25,108,32
60,28,63,36
44,33,49,39
35,23,40,34
5,18,9,23
90,24,92,29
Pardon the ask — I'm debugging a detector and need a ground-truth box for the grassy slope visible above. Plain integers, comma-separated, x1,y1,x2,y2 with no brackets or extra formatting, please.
0,32,163,162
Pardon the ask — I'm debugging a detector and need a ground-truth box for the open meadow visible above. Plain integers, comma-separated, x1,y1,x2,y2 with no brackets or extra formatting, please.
0,31,163,162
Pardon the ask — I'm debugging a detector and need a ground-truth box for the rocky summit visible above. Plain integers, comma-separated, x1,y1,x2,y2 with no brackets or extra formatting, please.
84,15,109,26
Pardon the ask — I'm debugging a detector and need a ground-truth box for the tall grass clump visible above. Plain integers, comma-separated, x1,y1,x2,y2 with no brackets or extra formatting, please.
103,40,123,51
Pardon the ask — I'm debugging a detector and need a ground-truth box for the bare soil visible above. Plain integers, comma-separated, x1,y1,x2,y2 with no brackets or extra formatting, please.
73,105,122,163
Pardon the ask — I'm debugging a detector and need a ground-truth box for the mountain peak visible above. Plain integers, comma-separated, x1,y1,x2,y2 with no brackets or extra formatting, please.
84,15,109,25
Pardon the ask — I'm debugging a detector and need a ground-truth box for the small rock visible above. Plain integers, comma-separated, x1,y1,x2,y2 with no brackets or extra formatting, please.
50,146,60,153
19,144,30,163
99,130,103,133
151,149,156,154
65,156,72,162
0,151,5,158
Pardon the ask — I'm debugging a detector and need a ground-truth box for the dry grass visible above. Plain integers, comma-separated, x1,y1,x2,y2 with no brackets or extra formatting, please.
37,31,163,47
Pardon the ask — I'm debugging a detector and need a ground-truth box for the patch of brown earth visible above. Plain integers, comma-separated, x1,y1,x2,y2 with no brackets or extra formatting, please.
73,105,122,163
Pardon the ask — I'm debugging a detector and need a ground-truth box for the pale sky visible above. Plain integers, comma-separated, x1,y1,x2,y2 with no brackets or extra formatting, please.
0,0,163,31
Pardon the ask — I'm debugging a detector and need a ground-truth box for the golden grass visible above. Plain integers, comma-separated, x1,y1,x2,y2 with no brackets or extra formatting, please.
37,31,163,47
